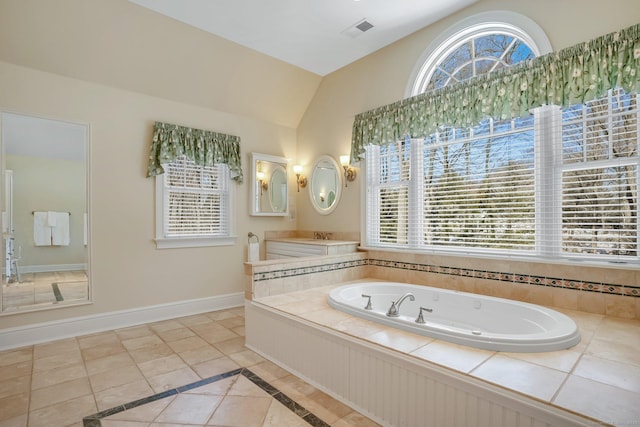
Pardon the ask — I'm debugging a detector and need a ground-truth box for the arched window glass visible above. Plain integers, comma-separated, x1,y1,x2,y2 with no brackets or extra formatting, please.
407,12,552,96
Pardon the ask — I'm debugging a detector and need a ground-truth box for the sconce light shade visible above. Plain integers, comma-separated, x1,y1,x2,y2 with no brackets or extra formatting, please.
293,164,307,192
340,155,356,187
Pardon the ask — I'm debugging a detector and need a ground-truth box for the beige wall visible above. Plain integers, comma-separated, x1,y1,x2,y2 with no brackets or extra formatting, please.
0,61,298,328
7,154,86,268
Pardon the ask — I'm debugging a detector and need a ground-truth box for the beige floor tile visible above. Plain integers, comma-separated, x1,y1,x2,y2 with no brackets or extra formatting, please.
89,364,145,392
410,340,493,373
196,327,240,345
206,309,239,321
27,394,96,427
31,363,87,390
128,343,175,364
147,367,200,393
81,342,127,361
85,352,137,376
0,413,27,427
77,331,122,349
33,348,82,372
184,375,237,396
94,379,155,411
192,356,241,379
154,394,222,424
271,375,317,401
166,336,208,354
213,337,246,355
471,354,567,400
105,395,175,422
227,375,270,397
248,361,291,383
261,399,309,427
138,354,188,378
122,335,164,352
297,389,353,425
228,349,265,367
0,375,29,400
101,420,149,426
554,375,640,424
33,338,79,359
115,325,154,341
217,316,245,329
0,348,32,367
232,325,246,336
573,354,640,393
333,411,382,427
0,361,32,382
207,395,271,427
178,314,215,327
155,327,196,342
0,392,29,422
178,345,224,366
29,377,92,411
149,319,185,333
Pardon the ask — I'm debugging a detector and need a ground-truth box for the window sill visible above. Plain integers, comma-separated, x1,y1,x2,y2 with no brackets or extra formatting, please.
155,236,236,249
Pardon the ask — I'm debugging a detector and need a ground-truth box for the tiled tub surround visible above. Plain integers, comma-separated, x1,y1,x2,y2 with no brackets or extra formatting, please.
246,249,640,319
247,285,640,427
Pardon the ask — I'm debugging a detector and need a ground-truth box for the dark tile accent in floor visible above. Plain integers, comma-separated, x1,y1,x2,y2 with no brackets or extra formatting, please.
51,283,63,301
82,367,331,427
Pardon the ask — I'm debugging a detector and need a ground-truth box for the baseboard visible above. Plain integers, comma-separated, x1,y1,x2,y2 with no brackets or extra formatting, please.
0,292,244,351
20,263,87,273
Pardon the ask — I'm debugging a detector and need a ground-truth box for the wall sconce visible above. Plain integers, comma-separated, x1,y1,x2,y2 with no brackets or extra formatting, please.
339,155,357,187
256,170,268,195
293,165,307,192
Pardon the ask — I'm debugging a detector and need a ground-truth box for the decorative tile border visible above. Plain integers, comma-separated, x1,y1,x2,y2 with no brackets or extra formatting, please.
83,368,330,427
253,259,368,282
368,259,640,298
252,256,638,299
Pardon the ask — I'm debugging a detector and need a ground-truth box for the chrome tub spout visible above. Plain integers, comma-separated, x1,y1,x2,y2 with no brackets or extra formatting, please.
386,292,415,317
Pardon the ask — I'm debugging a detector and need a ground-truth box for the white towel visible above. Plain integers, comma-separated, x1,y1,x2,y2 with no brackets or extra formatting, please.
47,211,57,227
247,242,259,262
34,212,52,246
51,212,70,246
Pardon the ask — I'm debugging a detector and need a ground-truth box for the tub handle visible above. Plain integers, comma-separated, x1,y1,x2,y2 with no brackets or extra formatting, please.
415,307,433,324
361,294,373,310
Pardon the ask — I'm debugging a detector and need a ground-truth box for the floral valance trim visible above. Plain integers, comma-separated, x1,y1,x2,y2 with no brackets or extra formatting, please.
147,121,243,183
351,22,640,164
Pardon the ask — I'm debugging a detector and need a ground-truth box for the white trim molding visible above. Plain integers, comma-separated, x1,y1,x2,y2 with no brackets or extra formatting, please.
0,292,243,351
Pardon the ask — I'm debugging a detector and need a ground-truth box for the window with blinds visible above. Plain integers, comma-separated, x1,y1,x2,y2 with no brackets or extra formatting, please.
155,155,234,248
365,89,640,263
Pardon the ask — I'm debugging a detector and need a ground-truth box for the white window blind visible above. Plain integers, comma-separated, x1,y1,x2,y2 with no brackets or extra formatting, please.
365,89,640,263
560,89,639,258
160,155,231,241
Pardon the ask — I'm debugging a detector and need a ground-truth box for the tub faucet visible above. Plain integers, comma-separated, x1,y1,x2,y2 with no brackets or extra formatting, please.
386,292,415,317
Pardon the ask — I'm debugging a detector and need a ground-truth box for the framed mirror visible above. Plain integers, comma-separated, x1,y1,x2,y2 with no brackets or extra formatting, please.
309,155,342,215
1,112,90,314
250,152,289,216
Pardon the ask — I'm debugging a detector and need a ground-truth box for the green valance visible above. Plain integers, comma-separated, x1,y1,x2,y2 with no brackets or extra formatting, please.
147,121,243,183
351,23,640,164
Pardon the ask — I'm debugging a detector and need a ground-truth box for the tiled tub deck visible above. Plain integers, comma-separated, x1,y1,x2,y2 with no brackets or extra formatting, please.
248,281,640,427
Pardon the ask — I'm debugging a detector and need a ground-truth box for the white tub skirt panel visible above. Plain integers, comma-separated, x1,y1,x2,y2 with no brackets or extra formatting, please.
245,301,594,427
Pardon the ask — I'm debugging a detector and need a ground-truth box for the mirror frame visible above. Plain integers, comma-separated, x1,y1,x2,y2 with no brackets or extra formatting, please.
0,111,92,315
309,155,342,215
250,152,289,216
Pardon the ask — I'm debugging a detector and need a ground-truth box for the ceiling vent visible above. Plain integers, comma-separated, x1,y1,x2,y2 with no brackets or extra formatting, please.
341,19,374,38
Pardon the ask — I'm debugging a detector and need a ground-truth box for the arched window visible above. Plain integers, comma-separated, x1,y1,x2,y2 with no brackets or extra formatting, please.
365,14,640,263
407,12,552,96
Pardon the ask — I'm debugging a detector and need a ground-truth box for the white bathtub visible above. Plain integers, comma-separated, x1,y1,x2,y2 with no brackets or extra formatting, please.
328,282,580,352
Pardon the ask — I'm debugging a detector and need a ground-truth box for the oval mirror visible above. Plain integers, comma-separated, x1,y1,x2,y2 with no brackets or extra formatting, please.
268,165,287,212
250,152,289,216
309,155,342,215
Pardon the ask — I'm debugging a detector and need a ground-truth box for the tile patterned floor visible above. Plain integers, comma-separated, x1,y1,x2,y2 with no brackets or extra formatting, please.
2,270,88,312
0,306,379,427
